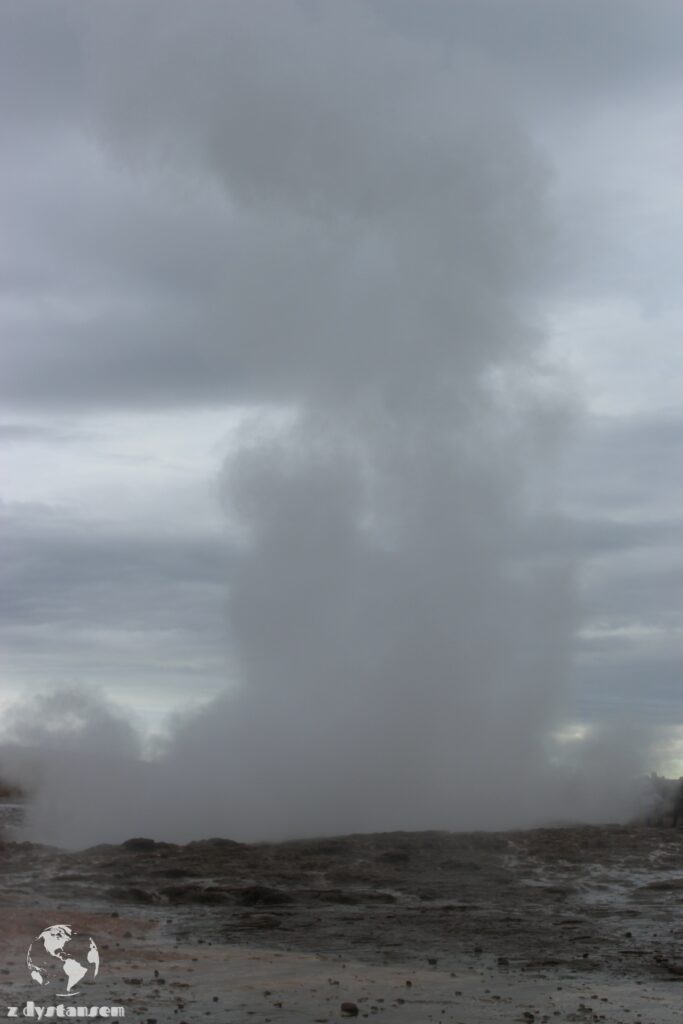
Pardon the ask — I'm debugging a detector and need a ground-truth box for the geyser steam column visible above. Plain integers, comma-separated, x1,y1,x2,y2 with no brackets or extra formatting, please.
152,2,575,839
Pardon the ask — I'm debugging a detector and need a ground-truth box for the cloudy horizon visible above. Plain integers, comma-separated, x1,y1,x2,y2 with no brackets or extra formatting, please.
1,1,681,843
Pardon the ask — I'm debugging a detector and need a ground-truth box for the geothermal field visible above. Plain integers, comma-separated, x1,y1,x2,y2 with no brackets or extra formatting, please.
1,3,681,1023
2,804,683,1023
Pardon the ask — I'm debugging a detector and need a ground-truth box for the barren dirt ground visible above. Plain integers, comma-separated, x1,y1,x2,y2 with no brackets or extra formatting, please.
2,814,683,1023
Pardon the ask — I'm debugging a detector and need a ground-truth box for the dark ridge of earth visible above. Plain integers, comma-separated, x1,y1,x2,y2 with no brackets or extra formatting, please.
2,823,683,1023
2,824,683,976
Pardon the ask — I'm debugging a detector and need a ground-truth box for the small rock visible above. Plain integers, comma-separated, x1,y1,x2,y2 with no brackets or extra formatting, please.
341,1003,359,1017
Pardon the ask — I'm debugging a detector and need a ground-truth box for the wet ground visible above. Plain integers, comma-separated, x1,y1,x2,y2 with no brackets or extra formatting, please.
1,809,683,1022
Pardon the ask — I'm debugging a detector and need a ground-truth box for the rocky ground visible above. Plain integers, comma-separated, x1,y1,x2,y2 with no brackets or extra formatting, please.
2,810,683,1023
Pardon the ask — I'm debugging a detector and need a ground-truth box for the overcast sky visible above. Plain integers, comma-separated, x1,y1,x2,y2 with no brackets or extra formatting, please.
1,0,682,791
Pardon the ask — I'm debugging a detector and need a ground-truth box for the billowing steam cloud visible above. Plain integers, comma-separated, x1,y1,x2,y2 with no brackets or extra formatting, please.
0,2,656,846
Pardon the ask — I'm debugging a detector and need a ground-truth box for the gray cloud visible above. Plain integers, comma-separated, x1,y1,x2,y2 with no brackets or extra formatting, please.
0,505,233,703
1,2,680,412
1,1,549,411
0,422,88,444
522,514,683,561
373,0,683,101
1,504,229,625
0,1,84,134
562,414,683,516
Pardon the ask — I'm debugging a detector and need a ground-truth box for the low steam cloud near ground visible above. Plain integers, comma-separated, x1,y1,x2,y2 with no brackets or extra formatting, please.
1,1,681,848
0,682,658,847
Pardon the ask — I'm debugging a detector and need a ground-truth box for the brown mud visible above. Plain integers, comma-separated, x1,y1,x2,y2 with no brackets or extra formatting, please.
2,821,683,1022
